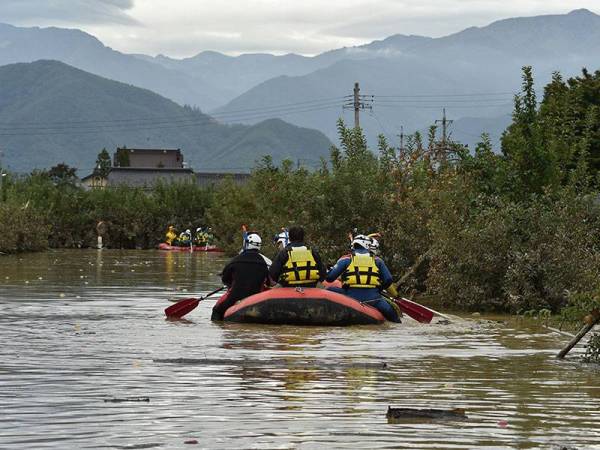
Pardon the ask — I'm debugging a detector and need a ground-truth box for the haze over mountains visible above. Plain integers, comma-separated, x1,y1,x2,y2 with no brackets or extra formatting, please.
0,61,331,172
0,9,599,171
216,9,600,147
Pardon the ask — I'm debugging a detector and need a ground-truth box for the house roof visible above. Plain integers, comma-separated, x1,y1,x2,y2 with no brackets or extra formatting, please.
116,148,181,153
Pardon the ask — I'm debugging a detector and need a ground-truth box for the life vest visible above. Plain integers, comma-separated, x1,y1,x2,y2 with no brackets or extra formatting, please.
280,246,321,285
166,230,177,244
341,253,381,289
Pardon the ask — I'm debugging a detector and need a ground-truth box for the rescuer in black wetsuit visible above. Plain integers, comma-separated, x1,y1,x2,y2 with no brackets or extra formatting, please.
211,232,272,321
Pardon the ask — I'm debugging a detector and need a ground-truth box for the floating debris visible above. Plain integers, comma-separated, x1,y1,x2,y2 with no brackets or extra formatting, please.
104,397,150,403
184,440,199,445
386,406,468,422
497,419,508,428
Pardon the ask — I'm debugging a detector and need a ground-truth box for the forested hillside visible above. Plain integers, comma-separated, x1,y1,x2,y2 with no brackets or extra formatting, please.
0,61,332,172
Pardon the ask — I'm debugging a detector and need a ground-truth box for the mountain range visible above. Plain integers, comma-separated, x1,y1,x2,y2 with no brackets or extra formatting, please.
0,61,331,173
0,9,599,170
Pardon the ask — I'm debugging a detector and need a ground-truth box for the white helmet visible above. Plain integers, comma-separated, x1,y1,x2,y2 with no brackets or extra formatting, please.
245,233,262,250
196,227,202,232
369,238,380,255
351,234,372,250
185,229,191,234
274,231,288,248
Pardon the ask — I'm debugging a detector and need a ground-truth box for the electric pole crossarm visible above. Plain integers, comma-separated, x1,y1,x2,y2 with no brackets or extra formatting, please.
342,82,373,129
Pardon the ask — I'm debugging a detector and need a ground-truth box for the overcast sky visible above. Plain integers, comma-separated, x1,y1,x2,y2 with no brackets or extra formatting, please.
1,0,598,57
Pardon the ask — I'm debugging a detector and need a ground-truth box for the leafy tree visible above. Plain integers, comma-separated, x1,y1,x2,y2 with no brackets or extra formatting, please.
94,148,111,177
46,163,78,186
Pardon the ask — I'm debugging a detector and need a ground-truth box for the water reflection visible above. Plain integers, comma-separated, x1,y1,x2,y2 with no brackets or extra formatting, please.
1,250,599,449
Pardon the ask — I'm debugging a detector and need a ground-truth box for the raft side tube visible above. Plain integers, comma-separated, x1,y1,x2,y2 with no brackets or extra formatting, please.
223,287,385,326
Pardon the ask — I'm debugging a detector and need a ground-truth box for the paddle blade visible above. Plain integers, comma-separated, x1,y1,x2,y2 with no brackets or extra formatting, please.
164,297,200,319
395,298,434,323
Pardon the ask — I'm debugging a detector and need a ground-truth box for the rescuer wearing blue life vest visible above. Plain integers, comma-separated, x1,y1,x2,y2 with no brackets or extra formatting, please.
269,226,326,287
326,234,401,322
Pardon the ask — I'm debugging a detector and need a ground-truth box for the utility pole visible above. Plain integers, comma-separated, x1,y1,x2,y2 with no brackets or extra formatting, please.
398,126,405,152
0,148,5,203
435,108,453,158
343,82,373,129
353,82,360,129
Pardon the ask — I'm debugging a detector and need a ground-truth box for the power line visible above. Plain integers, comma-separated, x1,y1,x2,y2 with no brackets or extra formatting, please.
374,91,518,98
0,97,348,128
0,103,345,136
376,103,513,110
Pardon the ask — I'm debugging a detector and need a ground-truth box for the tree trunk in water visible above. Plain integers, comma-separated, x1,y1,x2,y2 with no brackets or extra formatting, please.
556,313,600,359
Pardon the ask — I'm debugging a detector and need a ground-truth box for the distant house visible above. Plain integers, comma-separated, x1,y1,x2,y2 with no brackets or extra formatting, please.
82,147,249,189
81,171,108,189
113,147,184,169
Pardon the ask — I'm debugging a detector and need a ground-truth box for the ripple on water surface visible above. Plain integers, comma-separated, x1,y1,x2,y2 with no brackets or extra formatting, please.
1,249,599,449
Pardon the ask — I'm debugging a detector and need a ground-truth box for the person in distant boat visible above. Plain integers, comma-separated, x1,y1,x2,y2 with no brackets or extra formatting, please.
205,227,214,245
326,234,401,322
175,229,192,247
195,227,209,246
269,226,326,287
165,225,177,245
211,232,272,321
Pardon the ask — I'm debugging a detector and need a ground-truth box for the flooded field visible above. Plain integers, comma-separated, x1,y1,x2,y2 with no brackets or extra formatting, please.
1,250,599,449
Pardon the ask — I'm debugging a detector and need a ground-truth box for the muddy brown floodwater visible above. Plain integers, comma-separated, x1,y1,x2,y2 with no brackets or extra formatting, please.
1,250,599,449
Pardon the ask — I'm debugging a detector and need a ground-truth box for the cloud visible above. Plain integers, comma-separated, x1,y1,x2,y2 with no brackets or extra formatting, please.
98,0,600,56
0,0,136,26
2,0,599,56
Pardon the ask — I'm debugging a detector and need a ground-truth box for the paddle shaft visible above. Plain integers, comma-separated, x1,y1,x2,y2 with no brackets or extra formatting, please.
165,286,226,318
381,292,433,323
401,297,452,321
